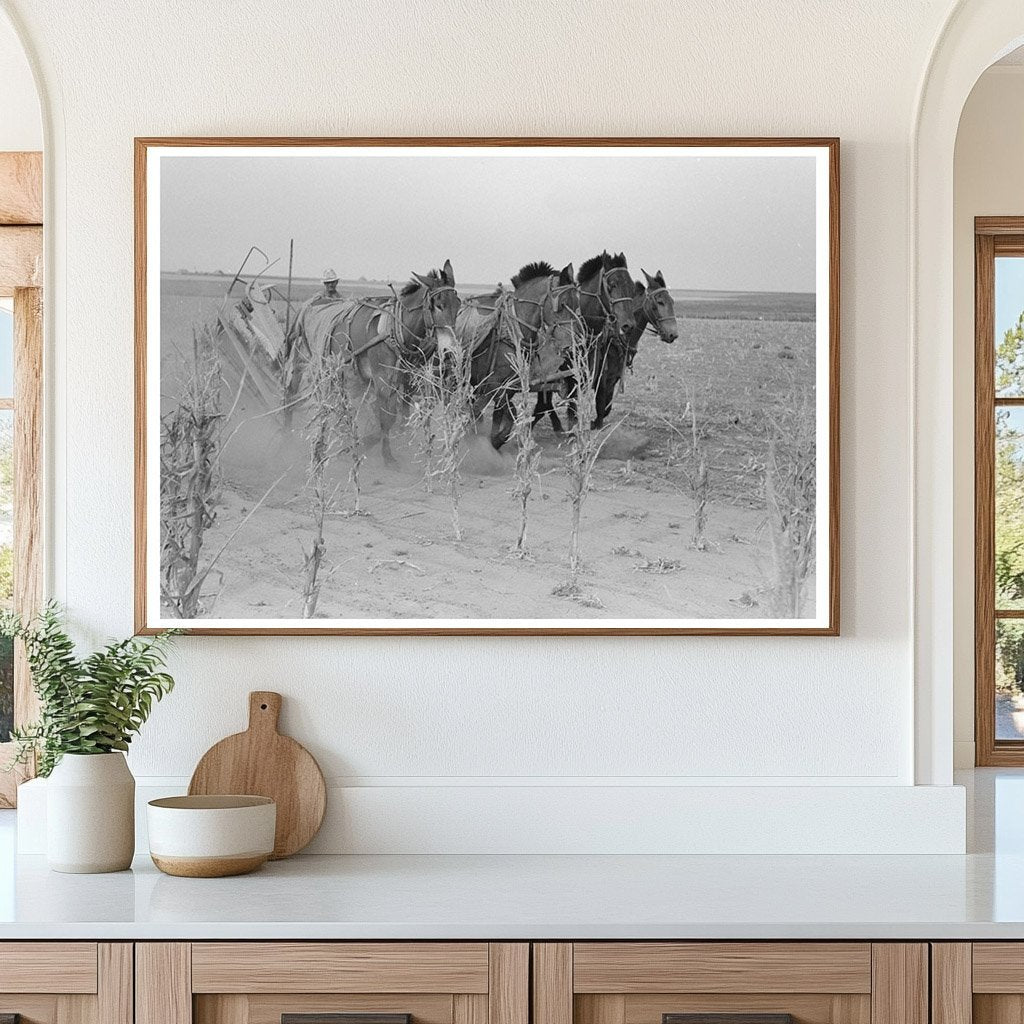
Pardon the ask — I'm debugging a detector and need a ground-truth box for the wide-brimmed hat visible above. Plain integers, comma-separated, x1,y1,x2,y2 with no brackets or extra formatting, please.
322,268,339,283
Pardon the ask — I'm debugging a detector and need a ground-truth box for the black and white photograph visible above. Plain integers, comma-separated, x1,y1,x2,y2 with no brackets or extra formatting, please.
137,139,838,634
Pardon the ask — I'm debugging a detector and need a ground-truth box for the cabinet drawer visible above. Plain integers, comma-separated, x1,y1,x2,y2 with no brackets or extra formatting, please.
191,944,491,994
0,943,130,1024
0,942,99,994
139,943,528,1024
572,944,872,994
534,944,926,1024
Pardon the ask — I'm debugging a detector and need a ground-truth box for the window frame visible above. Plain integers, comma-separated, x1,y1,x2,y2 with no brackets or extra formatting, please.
975,217,1024,765
0,151,43,807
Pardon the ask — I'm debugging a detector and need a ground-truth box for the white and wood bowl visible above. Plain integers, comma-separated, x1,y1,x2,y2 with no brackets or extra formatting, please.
147,795,276,877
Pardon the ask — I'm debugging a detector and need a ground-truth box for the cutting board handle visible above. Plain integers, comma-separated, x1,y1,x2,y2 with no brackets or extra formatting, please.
248,691,282,734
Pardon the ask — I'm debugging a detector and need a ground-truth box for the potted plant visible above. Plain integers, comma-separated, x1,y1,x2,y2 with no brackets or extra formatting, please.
2,603,177,873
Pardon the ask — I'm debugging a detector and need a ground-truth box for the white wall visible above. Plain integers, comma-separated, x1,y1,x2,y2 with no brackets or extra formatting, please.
2,0,972,851
0,11,39,151
952,66,1024,767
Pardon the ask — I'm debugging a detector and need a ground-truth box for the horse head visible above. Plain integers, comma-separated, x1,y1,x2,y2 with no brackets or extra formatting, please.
409,258,460,361
641,268,679,344
579,251,635,336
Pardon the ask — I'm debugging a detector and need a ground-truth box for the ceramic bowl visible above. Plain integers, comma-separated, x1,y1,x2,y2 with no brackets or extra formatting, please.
147,795,276,877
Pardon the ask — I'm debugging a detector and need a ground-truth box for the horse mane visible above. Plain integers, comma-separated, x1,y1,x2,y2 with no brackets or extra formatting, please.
400,269,444,296
511,261,556,288
578,250,629,282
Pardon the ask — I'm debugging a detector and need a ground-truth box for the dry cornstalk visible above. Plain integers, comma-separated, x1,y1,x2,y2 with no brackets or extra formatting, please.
301,354,360,618
508,336,542,554
762,390,816,617
159,325,225,617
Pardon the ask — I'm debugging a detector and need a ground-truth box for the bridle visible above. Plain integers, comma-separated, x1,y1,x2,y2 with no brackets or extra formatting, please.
513,278,581,342
643,285,677,339
418,283,458,336
580,266,635,330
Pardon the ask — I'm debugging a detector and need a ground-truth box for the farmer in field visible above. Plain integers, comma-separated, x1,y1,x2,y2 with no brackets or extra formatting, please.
321,268,340,300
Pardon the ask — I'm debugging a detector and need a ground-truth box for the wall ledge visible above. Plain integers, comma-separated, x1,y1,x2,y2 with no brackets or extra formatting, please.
18,778,967,856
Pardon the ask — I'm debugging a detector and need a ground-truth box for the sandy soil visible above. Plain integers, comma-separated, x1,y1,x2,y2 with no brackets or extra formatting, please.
158,276,817,622
194,426,773,621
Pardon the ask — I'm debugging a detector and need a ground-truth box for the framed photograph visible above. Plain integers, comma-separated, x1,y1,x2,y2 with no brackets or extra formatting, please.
135,137,839,636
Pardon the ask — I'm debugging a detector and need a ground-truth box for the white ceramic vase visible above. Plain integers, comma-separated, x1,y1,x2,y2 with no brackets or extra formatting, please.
46,752,135,873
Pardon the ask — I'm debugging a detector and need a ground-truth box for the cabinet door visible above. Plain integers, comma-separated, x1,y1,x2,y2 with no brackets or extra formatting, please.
534,944,928,1024
0,943,131,1024
940,943,1024,1024
137,943,528,1024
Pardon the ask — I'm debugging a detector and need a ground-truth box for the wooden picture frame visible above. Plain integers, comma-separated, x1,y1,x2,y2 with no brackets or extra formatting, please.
135,137,839,636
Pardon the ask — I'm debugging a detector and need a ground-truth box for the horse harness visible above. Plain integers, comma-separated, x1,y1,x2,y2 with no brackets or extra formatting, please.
643,286,676,339
334,283,457,362
579,265,635,333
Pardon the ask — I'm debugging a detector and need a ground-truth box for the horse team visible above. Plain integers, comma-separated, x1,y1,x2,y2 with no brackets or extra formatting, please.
294,251,680,462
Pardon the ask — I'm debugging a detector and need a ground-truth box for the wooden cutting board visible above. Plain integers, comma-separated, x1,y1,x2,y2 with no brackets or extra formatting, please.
188,691,326,859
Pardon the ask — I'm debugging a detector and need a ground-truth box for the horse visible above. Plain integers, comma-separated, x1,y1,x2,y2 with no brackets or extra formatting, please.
456,261,580,450
592,268,681,426
301,260,460,465
532,250,635,432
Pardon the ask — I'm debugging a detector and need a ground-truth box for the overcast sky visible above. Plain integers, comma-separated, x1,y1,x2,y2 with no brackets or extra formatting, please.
159,149,818,293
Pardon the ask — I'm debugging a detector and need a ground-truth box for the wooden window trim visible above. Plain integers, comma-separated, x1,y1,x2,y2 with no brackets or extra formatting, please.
0,151,43,807
975,217,1024,765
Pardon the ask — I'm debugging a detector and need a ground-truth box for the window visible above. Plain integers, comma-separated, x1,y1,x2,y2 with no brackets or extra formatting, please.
0,150,43,806
975,219,1024,764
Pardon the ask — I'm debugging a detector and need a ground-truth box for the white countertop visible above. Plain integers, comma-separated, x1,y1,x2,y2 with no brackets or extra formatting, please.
0,849,1022,940
1,769,1021,941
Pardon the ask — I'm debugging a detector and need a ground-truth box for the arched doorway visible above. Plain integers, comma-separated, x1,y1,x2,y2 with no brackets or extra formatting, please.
914,1,1024,785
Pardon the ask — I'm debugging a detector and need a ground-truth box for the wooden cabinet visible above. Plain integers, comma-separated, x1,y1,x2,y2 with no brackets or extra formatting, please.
0,943,132,1024
932,943,1024,1024
532,944,928,1024
136,944,528,1024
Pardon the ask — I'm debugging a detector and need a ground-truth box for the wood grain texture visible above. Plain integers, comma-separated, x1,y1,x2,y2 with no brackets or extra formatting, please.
662,1016,792,1024
972,944,1024,992
488,944,528,1024
976,228,999,765
576,996,626,1024
453,995,487,1024
188,691,326,858
98,945,133,1024
136,943,192,1024
282,1015,410,1024
57,992,96,1024
0,226,41,294
0,152,42,225
242,995,450,1024
196,994,248,1024
0,287,44,806
534,945,572,1024
623,995,869,1024
0,943,97,993
0,999,58,1024
134,135,839,637
977,217,1024,236
573,943,872,994
14,286,42,719
931,945,971,1024
191,943,489,994
973,995,1024,1024
870,945,927,1024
